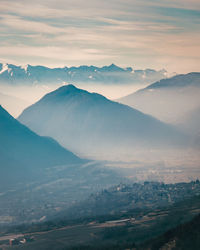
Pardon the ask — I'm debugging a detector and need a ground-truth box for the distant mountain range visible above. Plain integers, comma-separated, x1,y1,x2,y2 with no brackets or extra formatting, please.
118,72,200,130
18,84,186,160
0,62,170,85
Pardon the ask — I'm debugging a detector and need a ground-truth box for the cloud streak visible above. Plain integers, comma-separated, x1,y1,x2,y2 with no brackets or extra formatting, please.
0,0,199,73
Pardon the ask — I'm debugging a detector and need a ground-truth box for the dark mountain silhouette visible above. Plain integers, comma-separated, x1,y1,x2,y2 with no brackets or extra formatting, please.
18,85,186,159
0,105,124,224
0,105,82,186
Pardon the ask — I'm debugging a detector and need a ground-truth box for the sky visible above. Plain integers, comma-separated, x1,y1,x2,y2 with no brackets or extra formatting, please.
0,0,200,73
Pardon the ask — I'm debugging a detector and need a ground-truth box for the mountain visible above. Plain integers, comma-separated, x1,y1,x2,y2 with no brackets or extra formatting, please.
0,92,30,117
0,62,169,85
118,72,200,125
143,72,200,89
18,84,186,160
0,105,81,184
0,105,123,224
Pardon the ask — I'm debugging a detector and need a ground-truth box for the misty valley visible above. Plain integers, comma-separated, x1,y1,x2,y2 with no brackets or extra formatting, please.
0,64,200,250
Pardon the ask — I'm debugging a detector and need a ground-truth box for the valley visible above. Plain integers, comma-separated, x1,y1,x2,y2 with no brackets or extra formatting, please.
0,66,200,250
1,189,200,249
0,0,200,248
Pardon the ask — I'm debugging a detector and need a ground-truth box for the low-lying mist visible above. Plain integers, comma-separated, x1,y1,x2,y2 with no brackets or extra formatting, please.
75,82,146,100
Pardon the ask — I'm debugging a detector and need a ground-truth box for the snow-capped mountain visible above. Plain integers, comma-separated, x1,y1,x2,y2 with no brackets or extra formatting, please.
0,62,169,85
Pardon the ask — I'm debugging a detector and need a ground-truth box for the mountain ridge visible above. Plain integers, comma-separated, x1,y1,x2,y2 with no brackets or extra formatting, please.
117,72,200,126
0,62,170,85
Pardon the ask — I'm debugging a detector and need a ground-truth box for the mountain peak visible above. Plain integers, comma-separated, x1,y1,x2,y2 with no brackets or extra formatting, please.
0,63,9,74
109,63,117,67
101,63,125,72
53,84,79,95
40,84,87,103
40,84,108,105
64,84,77,90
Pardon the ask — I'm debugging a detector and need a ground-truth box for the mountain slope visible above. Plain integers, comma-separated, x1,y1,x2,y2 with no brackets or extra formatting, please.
18,85,186,160
0,105,124,224
0,105,81,175
179,105,200,134
118,72,200,125
144,72,200,89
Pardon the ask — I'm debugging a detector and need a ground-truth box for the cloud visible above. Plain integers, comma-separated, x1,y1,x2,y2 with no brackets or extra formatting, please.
0,0,199,73
0,45,115,63
0,14,65,34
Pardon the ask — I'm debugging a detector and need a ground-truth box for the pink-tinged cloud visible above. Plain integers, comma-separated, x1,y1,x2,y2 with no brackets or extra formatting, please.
0,0,199,73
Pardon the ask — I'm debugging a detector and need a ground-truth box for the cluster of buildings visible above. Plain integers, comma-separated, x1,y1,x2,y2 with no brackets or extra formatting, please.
9,236,34,246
